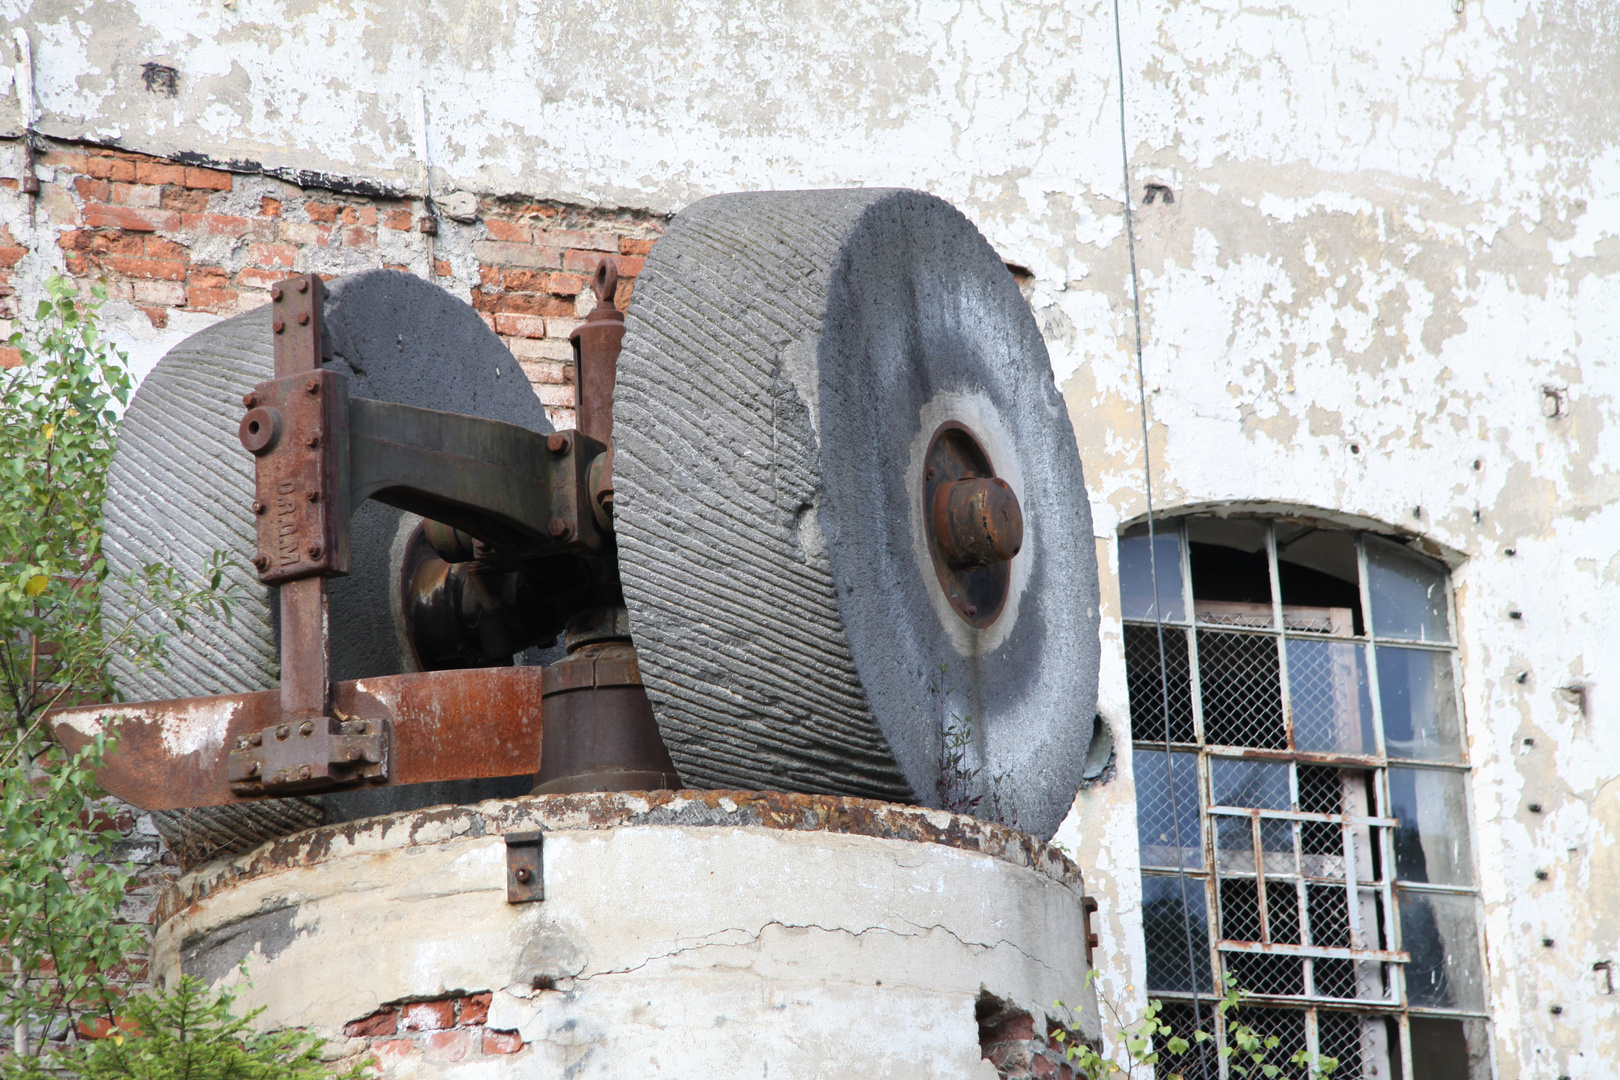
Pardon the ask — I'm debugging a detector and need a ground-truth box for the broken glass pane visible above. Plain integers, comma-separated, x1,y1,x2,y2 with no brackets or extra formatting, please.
1378,646,1463,763
1409,1016,1493,1080
1142,874,1213,992
1277,527,1364,635
1120,525,1187,622
1136,749,1203,870
1288,639,1376,755
1399,890,1485,1010
1189,517,1272,627
1388,767,1474,886
1210,758,1290,810
1367,541,1450,643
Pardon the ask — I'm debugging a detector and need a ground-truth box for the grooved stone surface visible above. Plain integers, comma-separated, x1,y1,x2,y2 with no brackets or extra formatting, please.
615,189,1100,838
102,269,551,860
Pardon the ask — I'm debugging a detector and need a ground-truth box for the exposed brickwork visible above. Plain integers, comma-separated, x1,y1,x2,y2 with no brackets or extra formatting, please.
339,992,524,1073
977,993,1079,1080
8,141,667,429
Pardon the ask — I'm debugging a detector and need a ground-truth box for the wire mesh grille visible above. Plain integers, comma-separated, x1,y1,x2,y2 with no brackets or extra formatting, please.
1142,874,1213,993
1136,750,1203,870
1297,765,1347,814
1316,1011,1386,1078
1228,1005,1308,1063
1225,951,1305,997
1153,1003,1220,1080
1219,877,1263,941
1311,957,1361,1000
1267,879,1302,945
1127,624,1196,742
1197,630,1285,747
1306,884,1352,949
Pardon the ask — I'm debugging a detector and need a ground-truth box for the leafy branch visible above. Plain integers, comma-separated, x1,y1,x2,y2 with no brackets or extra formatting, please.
1051,972,1339,1080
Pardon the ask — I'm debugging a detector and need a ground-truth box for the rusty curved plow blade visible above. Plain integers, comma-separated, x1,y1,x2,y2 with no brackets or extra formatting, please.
49,667,544,811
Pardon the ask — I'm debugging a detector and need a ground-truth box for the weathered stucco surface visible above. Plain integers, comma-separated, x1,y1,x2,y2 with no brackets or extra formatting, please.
3,0,1617,1073
154,793,1098,1079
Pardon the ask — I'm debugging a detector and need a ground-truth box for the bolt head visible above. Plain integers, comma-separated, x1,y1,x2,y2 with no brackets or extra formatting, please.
547,432,570,455
273,770,287,784
276,725,290,741
297,312,310,326
347,748,361,761
299,720,314,736
548,518,569,538
242,392,259,408
252,553,270,571
307,543,323,559
247,762,260,777
298,765,311,780
306,489,320,503
250,732,263,747
252,500,266,514
306,378,320,394
273,319,285,334
306,433,321,448
964,603,977,617
271,285,283,301
514,867,532,883
297,279,309,293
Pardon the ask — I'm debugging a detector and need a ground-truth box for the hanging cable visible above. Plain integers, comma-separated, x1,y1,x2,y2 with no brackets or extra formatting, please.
1110,0,1211,1072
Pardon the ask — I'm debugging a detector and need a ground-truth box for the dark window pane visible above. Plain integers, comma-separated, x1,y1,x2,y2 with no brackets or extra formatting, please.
1409,1016,1492,1080
1388,767,1475,886
1126,624,1196,743
1142,874,1213,993
1120,526,1187,622
1198,630,1285,747
1276,527,1364,635
1367,540,1450,643
1288,639,1376,755
1378,646,1463,762
1399,890,1485,1010
1210,758,1290,809
1136,749,1203,870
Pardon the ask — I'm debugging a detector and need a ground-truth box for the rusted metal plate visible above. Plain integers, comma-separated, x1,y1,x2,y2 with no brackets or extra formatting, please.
49,666,544,811
504,831,544,902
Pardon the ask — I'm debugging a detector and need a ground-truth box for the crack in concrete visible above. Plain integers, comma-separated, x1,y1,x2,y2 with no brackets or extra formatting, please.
562,917,1064,984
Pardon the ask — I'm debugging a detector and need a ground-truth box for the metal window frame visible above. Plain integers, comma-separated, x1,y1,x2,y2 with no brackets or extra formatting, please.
1124,515,1490,1080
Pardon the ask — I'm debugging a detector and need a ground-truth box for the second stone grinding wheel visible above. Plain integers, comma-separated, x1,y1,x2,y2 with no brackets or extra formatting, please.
101,269,553,864
615,188,1100,839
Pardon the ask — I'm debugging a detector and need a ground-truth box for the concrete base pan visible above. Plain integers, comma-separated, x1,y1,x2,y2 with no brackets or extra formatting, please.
155,791,1101,1079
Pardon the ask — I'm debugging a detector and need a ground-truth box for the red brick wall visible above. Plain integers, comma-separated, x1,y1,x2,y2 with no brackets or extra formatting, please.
4,142,666,429
339,991,525,1072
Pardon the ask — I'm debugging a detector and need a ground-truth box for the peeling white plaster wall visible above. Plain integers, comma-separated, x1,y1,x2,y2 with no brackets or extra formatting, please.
4,0,1618,1073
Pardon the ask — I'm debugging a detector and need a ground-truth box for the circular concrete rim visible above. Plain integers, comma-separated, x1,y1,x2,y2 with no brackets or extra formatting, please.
158,790,1084,920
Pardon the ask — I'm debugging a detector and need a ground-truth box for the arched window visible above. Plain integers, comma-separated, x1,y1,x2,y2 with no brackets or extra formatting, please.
1121,514,1488,1080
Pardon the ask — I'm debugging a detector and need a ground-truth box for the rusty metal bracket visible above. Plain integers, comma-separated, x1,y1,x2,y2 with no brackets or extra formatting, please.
505,831,545,903
1082,895,1099,963
242,367,351,582
225,715,387,795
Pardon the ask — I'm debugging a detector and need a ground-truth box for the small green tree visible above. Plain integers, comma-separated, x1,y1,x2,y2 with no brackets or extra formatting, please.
0,279,349,1080
1052,972,1339,1080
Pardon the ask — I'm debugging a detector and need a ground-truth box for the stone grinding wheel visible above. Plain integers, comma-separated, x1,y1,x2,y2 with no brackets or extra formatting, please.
102,269,553,864
615,189,1100,839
